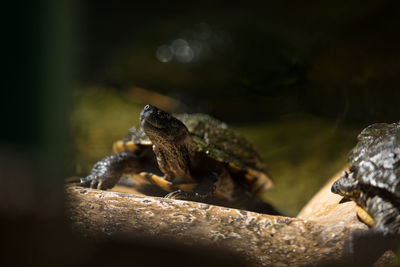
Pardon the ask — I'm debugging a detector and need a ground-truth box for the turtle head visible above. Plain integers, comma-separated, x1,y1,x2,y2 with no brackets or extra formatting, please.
140,104,191,144
331,168,360,198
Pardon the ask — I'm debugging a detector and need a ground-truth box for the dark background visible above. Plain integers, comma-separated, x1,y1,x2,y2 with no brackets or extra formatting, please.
2,0,400,266
80,0,400,123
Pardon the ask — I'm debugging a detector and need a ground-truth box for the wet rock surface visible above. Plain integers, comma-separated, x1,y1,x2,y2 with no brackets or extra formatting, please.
66,179,365,267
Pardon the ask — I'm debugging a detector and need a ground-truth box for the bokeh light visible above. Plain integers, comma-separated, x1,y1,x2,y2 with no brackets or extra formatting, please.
155,23,232,64
156,45,173,62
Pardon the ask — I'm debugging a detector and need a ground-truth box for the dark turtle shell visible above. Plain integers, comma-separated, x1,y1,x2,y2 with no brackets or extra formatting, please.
121,113,273,194
347,122,400,197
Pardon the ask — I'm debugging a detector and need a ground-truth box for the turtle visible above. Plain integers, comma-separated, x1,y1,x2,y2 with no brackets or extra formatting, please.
80,104,275,213
331,122,400,265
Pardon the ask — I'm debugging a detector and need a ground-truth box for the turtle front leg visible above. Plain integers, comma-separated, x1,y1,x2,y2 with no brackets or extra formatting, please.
165,171,218,200
80,152,141,190
139,172,176,192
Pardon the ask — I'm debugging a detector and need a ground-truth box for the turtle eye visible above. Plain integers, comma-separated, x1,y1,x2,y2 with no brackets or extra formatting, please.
144,104,150,111
349,166,357,173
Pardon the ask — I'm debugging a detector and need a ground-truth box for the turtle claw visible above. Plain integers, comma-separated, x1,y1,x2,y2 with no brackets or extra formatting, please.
80,176,99,188
97,180,105,190
80,173,117,190
79,153,139,190
79,177,90,187
165,172,218,200
79,174,106,190
165,190,208,201
164,190,188,200
90,178,99,189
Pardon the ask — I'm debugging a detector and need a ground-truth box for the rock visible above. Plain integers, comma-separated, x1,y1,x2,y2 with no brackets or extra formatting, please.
66,184,361,267
297,167,367,230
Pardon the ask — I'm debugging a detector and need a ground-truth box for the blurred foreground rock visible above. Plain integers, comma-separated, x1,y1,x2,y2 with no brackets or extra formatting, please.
66,169,369,267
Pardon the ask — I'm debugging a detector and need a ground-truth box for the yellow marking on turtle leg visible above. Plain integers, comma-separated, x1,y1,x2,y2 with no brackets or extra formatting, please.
228,162,241,172
244,169,256,182
124,141,139,152
113,140,140,154
112,140,125,154
245,169,274,195
177,183,198,192
356,205,375,227
139,172,173,192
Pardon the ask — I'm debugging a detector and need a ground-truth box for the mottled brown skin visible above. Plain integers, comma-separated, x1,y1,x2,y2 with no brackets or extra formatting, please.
138,104,218,199
80,104,276,213
140,105,196,182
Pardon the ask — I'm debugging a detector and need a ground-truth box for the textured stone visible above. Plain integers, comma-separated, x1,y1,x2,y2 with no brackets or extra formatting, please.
66,184,361,267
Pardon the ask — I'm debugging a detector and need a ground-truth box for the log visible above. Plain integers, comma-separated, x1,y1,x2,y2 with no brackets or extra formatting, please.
65,178,366,267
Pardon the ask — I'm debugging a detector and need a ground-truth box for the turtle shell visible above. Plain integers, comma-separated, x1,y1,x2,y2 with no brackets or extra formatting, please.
348,122,400,197
123,113,273,194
